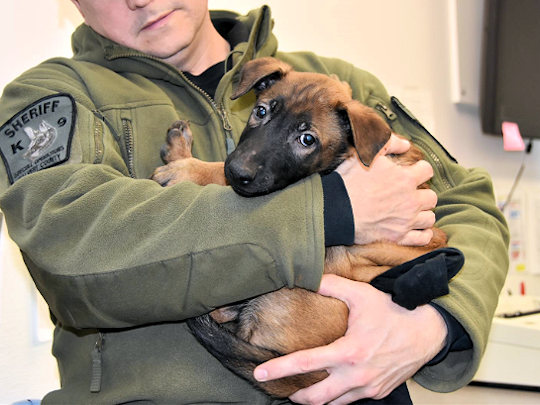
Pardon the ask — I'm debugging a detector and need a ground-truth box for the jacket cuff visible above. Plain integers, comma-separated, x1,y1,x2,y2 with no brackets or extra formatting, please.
321,172,354,247
427,303,472,366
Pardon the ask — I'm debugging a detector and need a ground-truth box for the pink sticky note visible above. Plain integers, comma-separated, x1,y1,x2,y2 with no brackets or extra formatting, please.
502,121,525,151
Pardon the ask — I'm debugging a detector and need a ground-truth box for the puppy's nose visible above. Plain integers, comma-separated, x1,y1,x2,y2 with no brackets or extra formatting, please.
226,160,257,186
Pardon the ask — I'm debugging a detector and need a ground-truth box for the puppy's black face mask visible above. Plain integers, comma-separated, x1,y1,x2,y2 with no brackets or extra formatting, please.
224,58,391,197
224,94,349,197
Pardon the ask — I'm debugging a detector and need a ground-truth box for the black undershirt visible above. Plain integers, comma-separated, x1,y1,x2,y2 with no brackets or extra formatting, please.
183,61,225,100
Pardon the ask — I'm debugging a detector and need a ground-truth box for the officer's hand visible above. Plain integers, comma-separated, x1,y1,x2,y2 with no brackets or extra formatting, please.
336,134,437,246
253,274,447,405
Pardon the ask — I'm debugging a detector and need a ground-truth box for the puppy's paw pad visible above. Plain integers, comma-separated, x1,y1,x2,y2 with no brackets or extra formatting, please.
161,120,193,162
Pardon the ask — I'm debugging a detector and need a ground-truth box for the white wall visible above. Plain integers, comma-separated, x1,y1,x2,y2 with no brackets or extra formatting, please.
1,0,538,402
1,2,81,401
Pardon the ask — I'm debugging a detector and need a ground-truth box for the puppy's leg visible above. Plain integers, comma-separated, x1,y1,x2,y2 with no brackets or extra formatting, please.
210,304,243,323
325,226,447,283
151,121,227,187
324,245,392,282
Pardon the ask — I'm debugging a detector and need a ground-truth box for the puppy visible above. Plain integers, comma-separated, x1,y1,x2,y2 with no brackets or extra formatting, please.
152,57,450,398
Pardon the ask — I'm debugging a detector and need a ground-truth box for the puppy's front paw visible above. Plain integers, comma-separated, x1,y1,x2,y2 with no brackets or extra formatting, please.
160,120,193,163
151,158,195,187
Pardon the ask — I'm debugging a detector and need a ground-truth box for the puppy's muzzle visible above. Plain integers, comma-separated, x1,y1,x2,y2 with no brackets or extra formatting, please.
225,159,258,186
225,154,274,197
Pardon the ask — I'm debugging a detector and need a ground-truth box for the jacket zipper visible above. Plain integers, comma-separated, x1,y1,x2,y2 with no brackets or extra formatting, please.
412,137,453,190
90,332,105,393
218,103,235,154
92,111,105,164
374,100,453,190
375,103,397,121
122,118,136,178
94,121,104,164
390,96,457,161
106,51,236,156
178,72,236,155
384,98,454,190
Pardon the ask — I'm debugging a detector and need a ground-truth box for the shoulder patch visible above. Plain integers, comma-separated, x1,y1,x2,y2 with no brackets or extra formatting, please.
0,93,76,184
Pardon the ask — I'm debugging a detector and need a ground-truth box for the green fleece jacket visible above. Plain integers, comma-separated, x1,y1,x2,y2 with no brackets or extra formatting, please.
0,6,508,404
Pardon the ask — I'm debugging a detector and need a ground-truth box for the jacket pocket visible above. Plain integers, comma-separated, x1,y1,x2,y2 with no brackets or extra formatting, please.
378,96,457,191
391,96,458,164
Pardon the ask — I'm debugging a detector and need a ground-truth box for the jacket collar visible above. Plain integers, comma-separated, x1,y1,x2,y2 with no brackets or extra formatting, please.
70,6,277,79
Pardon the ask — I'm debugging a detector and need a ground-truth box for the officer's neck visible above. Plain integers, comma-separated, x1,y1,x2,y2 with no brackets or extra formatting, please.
165,14,230,76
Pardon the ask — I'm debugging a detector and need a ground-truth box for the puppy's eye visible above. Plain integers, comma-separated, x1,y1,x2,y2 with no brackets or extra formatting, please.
254,106,267,119
298,133,316,147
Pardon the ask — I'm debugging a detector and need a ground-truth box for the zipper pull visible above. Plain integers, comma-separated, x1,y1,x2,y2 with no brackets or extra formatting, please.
218,104,235,154
375,102,397,121
90,332,104,393
218,103,233,132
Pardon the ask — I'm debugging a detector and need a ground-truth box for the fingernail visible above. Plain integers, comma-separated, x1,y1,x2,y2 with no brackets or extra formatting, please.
254,368,268,381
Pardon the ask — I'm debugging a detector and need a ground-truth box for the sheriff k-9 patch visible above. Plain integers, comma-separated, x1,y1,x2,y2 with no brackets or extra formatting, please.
0,93,76,184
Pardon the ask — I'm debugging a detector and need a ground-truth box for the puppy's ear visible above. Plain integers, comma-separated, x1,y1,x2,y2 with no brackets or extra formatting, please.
343,101,392,167
231,57,292,100
329,74,353,98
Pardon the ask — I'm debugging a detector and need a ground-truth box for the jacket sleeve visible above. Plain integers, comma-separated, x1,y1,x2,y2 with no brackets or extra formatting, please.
0,61,325,330
318,56,510,392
